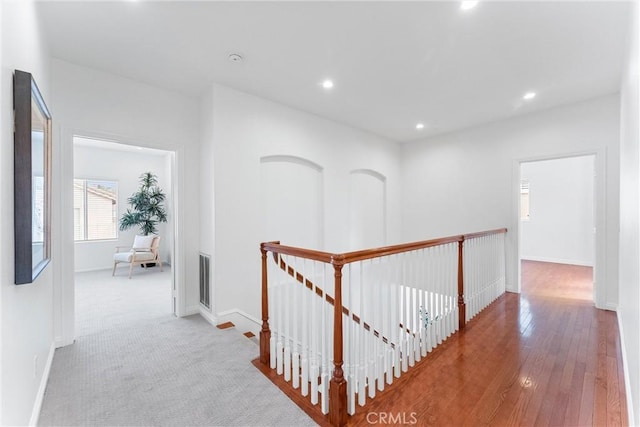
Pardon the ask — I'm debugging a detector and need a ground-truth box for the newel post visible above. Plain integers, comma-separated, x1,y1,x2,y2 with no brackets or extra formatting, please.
458,237,466,330
259,244,271,365
329,257,347,427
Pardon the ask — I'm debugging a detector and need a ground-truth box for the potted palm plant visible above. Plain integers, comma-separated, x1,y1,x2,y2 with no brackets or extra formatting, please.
119,172,168,266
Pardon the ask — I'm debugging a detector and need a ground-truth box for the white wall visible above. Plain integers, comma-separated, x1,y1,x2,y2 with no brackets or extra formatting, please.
0,1,54,425
401,95,620,310
521,155,595,266
73,144,172,272
51,59,201,347
201,83,402,324
618,0,640,424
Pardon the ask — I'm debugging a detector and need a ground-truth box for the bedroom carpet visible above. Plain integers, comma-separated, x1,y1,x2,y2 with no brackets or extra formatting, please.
38,268,316,426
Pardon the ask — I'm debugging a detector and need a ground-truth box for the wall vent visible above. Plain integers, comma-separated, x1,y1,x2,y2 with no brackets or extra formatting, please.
199,253,211,309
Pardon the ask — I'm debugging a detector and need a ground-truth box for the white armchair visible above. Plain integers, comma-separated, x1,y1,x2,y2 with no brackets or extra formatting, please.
112,235,163,279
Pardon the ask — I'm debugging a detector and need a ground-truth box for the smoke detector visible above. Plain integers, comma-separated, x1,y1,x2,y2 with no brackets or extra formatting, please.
228,53,244,63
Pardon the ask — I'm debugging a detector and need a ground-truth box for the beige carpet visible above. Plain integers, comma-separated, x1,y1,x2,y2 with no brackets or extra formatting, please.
38,267,316,426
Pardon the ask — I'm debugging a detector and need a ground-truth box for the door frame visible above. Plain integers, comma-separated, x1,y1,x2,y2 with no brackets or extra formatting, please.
55,127,185,348
514,149,606,309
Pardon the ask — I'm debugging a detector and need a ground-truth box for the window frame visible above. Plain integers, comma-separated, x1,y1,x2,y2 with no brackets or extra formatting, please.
74,178,119,242
520,179,531,221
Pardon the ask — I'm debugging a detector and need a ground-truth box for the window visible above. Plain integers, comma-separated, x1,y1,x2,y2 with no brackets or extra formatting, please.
74,179,118,241
520,180,530,221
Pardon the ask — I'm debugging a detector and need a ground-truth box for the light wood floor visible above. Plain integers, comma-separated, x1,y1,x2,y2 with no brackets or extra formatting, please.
261,261,628,426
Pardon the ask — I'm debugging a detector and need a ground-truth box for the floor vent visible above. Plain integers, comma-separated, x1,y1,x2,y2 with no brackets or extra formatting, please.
199,253,211,309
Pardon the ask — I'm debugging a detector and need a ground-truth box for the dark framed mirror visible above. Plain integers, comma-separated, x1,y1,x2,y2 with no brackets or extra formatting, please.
14,70,52,285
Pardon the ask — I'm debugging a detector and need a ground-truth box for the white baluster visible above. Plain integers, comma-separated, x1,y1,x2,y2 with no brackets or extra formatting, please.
291,258,299,388
358,364,366,406
392,268,401,379
269,255,277,369
300,258,309,396
284,256,292,382
386,260,394,385
408,286,415,367
367,261,376,399
348,371,356,415
346,263,355,413
276,272,284,375
310,260,319,405
320,263,327,402
311,364,319,405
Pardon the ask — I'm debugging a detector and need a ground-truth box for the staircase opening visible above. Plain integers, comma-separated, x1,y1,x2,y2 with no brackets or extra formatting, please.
255,228,507,425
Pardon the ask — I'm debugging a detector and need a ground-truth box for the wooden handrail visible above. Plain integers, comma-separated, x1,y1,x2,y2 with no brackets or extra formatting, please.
262,228,508,266
462,227,508,240
261,241,335,263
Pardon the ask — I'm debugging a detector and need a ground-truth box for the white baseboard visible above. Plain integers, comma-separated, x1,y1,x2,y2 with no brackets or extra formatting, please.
605,302,619,312
616,309,636,426
520,256,593,267
198,306,217,326
75,262,171,274
54,335,74,349
74,267,112,273
29,342,55,426
216,309,261,337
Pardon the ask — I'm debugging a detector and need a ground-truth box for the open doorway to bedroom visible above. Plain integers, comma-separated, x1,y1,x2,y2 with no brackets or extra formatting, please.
519,154,596,302
73,136,176,337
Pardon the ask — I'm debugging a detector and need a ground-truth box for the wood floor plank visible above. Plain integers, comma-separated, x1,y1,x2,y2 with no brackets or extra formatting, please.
578,372,596,426
607,355,623,426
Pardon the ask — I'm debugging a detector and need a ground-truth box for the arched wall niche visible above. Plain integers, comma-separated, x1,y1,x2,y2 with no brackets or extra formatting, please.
260,155,324,249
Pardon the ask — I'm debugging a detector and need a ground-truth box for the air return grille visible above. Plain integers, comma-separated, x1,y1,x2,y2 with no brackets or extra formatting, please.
199,253,210,309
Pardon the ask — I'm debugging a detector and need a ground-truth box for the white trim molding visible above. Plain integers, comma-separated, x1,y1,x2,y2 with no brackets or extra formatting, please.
520,256,593,268
216,309,261,337
29,342,55,427
198,306,217,326
617,309,635,426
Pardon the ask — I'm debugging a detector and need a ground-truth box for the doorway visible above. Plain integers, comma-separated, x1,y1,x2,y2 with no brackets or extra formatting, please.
519,154,596,302
72,136,177,336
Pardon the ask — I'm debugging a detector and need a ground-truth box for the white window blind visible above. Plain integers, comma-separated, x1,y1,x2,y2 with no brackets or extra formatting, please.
74,179,118,241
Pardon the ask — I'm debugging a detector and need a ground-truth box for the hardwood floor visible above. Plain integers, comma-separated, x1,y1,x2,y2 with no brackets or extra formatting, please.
256,261,627,426
521,260,594,302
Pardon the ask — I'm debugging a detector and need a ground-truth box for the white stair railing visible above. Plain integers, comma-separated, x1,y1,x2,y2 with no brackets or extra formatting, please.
259,228,507,426
464,231,507,321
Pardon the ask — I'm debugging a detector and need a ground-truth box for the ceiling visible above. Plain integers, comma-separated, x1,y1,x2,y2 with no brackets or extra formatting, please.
38,1,631,142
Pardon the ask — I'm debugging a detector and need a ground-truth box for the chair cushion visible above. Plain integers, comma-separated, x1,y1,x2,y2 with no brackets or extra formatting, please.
114,251,156,263
132,235,155,250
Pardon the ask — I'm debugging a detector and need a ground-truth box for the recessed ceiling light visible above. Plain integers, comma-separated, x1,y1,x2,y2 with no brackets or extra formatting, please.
416,123,425,130
228,53,243,63
460,1,479,11
523,92,537,100
322,79,334,89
